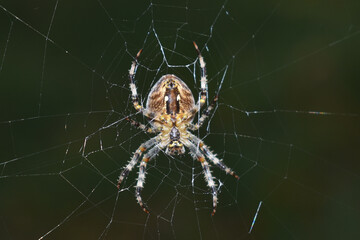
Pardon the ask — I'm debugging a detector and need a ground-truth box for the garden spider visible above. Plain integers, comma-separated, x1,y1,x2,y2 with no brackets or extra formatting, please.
117,42,239,215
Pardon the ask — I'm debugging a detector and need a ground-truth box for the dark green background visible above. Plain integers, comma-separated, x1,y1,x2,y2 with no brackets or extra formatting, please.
0,0,359,239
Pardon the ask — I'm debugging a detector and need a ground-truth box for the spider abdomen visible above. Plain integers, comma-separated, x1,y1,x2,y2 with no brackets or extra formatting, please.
146,74,195,118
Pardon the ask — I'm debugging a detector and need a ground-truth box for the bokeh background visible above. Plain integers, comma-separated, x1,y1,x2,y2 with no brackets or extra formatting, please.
0,0,359,239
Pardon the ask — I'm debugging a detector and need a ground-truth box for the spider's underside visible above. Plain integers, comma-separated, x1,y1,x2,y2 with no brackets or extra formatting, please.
117,42,239,215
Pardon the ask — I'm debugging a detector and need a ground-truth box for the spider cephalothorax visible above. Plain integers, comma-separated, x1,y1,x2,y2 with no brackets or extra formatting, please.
117,42,239,215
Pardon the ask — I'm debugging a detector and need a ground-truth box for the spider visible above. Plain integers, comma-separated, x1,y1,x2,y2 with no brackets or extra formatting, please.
117,42,239,215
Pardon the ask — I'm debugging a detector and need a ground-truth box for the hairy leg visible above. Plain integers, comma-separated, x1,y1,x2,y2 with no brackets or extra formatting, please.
126,116,156,134
135,145,162,213
184,139,218,215
193,42,208,108
117,136,158,188
190,95,218,130
189,133,239,179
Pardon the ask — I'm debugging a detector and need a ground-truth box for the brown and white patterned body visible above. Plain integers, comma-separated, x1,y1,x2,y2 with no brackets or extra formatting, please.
117,43,239,215
146,74,196,155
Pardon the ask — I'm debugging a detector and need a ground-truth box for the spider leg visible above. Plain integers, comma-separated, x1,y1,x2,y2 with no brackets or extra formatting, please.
135,144,162,213
129,49,147,113
200,156,218,215
190,94,218,131
126,116,157,134
189,133,239,179
193,42,207,109
117,136,158,188
184,139,218,215
128,50,157,119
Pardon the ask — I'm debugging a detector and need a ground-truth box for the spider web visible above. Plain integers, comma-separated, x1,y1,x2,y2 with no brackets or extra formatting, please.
0,0,360,239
